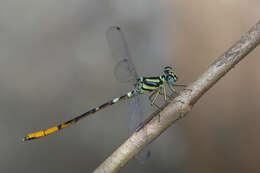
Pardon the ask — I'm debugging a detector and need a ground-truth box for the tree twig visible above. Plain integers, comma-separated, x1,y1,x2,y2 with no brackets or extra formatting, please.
93,20,260,173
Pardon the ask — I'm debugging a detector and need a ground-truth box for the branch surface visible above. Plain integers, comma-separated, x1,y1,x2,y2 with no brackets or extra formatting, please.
93,20,260,173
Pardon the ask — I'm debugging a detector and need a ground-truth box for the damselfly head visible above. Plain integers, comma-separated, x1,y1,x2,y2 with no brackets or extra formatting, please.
163,66,178,84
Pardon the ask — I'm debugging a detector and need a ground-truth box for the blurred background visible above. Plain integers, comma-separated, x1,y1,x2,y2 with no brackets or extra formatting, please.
1,0,260,172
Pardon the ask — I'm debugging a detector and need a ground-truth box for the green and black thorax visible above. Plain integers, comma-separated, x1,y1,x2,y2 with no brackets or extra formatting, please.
134,66,178,94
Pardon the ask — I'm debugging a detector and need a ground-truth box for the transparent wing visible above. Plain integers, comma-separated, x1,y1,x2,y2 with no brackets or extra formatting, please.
128,96,151,164
113,59,135,83
106,26,138,84
106,26,151,163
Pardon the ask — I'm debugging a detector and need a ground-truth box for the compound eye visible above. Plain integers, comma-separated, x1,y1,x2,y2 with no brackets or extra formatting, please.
166,76,174,84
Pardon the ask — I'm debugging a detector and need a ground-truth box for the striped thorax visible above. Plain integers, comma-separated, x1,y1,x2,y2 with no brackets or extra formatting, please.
135,66,178,94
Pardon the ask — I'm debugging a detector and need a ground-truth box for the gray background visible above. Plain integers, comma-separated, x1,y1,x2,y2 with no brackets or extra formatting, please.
1,1,260,172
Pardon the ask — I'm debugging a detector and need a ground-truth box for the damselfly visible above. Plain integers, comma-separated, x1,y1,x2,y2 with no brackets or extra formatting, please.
22,27,183,150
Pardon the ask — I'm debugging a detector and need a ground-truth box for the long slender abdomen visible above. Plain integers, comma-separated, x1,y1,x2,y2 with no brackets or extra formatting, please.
22,90,136,141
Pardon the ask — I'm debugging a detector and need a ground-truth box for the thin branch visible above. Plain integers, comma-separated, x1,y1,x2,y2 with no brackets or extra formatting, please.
93,20,260,173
